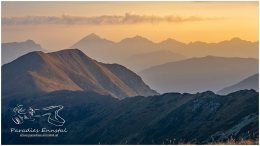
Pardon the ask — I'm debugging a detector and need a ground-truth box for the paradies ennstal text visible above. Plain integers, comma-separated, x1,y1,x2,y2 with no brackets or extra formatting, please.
10,128,68,133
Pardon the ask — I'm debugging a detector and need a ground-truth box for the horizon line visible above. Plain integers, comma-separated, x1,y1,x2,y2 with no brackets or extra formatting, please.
2,34,259,45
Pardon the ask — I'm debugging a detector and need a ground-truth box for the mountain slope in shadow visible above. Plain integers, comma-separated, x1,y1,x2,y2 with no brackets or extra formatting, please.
218,73,259,95
140,56,258,93
2,49,157,99
124,50,186,71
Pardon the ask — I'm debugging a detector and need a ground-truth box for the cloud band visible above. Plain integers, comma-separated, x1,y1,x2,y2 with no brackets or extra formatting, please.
2,13,222,25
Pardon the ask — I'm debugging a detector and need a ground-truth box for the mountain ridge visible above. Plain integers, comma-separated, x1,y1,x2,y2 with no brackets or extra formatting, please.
2,89,258,144
2,49,158,99
2,40,46,65
140,56,258,93
124,50,186,71
72,33,258,44
69,33,258,71
218,73,259,95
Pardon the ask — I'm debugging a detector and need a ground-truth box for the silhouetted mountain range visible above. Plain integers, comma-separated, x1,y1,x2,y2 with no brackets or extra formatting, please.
2,40,46,65
140,56,258,93
2,49,157,99
70,34,258,71
2,90,258,144
218,73,259,95
3,35,258,72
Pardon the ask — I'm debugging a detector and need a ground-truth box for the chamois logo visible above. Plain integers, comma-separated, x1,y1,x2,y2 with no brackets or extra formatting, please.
12,105,65,126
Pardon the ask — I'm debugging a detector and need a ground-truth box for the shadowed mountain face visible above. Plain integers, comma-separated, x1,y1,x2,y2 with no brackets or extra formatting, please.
140,56,258,94
1,40,46,65
218,73,259,95
70,34,258,71
2,49,157,99
124,50,186,71
2,90,258,144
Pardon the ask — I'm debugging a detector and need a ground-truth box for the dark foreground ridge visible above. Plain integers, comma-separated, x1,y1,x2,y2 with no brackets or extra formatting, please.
2,89,258,144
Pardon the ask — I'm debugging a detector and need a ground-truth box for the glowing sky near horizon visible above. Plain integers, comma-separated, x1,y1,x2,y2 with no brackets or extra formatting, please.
1,1,259,50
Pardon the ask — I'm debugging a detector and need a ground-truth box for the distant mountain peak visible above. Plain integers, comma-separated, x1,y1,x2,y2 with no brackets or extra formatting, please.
22,40,43,48
70,33,114,50
203,55,219,58
88,33,100,38
25,39,36,43
195,55,251,60
159,38,185,45
190,55,218,60
133,35,151,41
164,38,177,42
133,35,144,39
2,40,46,65
218,37,249,44
84,33,101,40
230,37,242,41
188,41,208,45
119,35,153,44
7,39,36,45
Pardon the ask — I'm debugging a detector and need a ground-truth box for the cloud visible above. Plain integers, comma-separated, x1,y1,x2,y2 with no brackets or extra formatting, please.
2,13,223,25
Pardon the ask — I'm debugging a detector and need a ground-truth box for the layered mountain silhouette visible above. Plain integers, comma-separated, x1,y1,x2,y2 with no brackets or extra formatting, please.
70,34,258,71
70,34,163,71
124,50,186,71
218,73,259,95
2,49,157,99
2,36,258,144
2,40,46,65
2,90,258,144
4,35,257,72
70,33,114,61
181,38,258,58
140,56,258,93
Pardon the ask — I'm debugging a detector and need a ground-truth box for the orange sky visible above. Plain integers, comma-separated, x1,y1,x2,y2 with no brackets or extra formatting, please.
1,1,259,50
